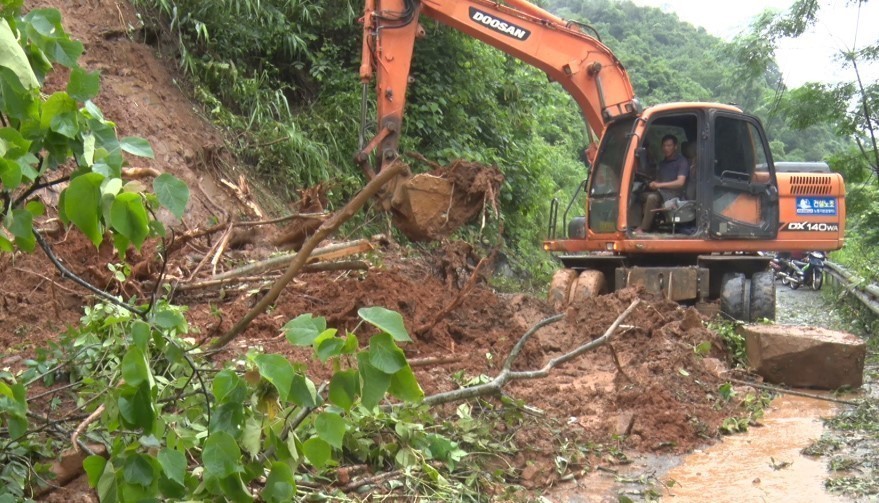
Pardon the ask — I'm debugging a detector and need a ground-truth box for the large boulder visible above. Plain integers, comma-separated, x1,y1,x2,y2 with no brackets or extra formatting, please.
739,325,865,389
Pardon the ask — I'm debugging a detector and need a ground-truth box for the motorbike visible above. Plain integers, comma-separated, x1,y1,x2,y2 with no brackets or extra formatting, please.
771,251,826,290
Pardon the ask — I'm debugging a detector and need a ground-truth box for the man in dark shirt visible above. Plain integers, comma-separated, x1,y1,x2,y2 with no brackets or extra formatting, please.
636,134,689,233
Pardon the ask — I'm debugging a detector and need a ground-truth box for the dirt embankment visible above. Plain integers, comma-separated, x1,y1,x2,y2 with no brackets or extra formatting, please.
0,0,753,498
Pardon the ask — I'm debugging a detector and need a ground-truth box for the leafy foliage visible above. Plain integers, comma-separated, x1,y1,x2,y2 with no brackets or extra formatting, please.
0,301,515,500
0,3,188,257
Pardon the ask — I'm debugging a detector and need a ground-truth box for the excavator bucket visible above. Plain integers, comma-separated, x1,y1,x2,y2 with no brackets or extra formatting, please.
382,159,504,242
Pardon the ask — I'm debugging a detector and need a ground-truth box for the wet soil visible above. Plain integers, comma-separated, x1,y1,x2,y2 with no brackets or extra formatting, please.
0,1,843,501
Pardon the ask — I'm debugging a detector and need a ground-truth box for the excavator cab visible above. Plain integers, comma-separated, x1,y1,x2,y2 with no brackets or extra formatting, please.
583,105,779,241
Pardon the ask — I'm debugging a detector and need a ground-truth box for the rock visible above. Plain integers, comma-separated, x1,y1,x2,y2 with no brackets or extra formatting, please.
680,307,703,331
740,324,865,389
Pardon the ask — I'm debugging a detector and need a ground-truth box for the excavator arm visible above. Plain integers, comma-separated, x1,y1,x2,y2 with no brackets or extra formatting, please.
357,0,641,172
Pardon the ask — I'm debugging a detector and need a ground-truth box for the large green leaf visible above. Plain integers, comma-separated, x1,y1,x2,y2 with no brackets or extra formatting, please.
0,67,38,120
202,431,242,479
8,208,32,238
156,449,186,488
0,159,22,190
67,67,100,101
209,402,244,438
357,351,391,410
64,172,104,247
302,437,332,469
253,354,294,403
315,331,344,362
289,374,318,408
83,455,107,488
121,346,150,388
153,173,188,219
283,313,327,346
0,19,39,89
314,412,346,449
122,454,155,487
213,369,247,403
120,136,154,158
117,383,155,431
388,364,423,403
262,462,297,503
110,192,149,250
328,369,359,410
358,306,412,342
40,92,77,132
24,9,83,68
368,332,407,374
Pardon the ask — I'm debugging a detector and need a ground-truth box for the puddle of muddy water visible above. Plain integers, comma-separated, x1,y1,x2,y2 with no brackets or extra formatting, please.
548,394,844,502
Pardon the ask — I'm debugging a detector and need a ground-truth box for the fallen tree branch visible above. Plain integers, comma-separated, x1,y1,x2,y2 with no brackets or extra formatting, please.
175,261,369,292
71,404,104,454
423,299,641,407
211,161,408,348
415,251,496,336
728,377,860,406
207,240,373,282
407,356,459,368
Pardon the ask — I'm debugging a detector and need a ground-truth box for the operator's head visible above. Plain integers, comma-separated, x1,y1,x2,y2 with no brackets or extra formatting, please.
661,134,678,160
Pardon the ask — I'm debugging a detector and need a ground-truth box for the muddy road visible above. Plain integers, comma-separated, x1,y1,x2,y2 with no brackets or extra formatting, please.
548,282,860,502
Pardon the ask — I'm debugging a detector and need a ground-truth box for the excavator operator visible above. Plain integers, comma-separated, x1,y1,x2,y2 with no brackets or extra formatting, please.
635,134,689,234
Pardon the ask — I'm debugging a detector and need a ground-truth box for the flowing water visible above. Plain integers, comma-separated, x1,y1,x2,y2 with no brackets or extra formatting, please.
548,285,855,502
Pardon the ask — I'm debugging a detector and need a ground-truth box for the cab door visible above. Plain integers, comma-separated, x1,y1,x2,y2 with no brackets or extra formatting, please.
707,112,779,239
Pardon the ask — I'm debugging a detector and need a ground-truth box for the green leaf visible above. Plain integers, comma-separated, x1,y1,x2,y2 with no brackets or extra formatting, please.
210,402,244,438
202,431,242,479
302,437,332,469
83,455,107,488
262,462,297,503
67,67,100,101
123,454,154,487
0,235,13,252
289,374,318,408
0,159,21,190
121,346,150,387
8,208,32,238
315,332,344,362
156,449,186,487
388,364,423,403
120,136,154,158
117,383,155,431
358,307,412,342
131,320,150,351
357,351,391,410
368,333,407,374
213,369,247,403
97,460,119,503
151,308,186,332
50,111,79,138
0,19,39,89
153,173,188,219
25,200,45,216
241,416,262,459
314,412,346,449
84,100,105,121
110,192,149,250
24,9,83,68
64,172,104,247
328,370,359,410
283,313,327,346
40,92,77,131
253,354,294,403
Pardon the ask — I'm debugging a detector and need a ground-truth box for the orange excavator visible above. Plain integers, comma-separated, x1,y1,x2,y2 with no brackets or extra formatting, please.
356,0,846,321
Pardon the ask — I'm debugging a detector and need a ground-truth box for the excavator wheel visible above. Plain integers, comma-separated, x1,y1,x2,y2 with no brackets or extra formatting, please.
748,271,776,322
720,272,748,322
570,270,607,303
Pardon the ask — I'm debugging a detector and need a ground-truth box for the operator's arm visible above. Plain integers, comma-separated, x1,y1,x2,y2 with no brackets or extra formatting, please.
650,175,686,190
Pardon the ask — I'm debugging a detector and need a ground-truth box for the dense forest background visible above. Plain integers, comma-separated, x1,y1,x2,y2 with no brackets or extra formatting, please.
130,0,875,281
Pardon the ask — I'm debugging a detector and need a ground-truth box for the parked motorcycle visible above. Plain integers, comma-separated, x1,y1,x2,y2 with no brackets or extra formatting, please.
772,251,825,290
